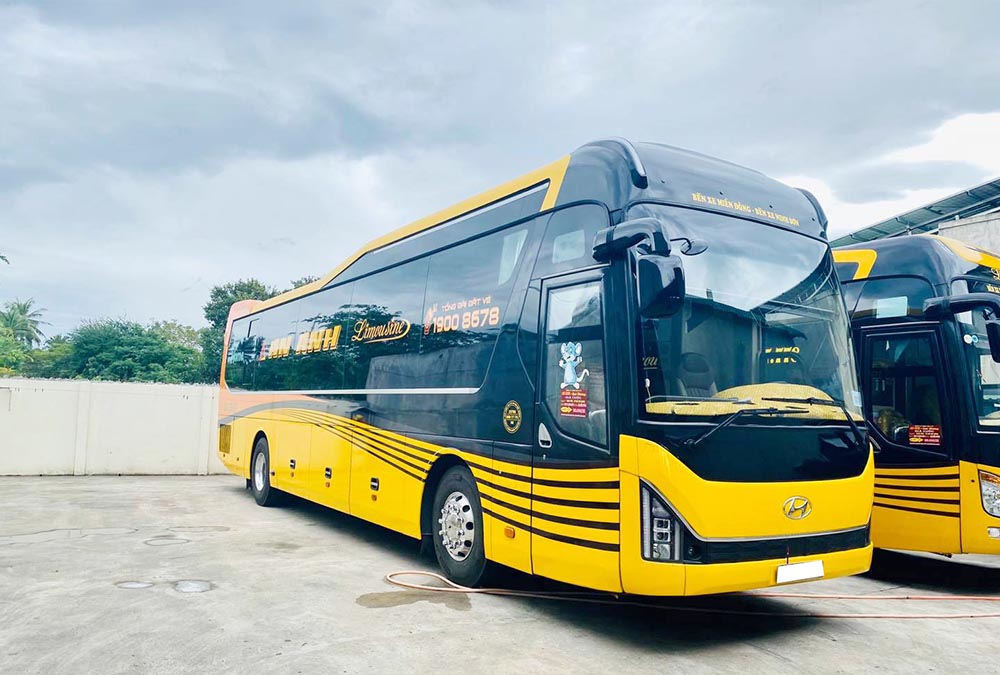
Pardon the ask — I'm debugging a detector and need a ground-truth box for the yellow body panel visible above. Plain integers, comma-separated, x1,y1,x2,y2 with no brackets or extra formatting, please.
871,465,961,553
220,408,873,595
832,248,878,280
618,457,873,595
959,461,1000,554
933,235,1000,272
619,435,874,539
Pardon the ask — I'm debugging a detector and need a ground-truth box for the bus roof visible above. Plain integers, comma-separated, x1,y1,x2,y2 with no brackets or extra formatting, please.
233,139,826,320
834,234,1000,284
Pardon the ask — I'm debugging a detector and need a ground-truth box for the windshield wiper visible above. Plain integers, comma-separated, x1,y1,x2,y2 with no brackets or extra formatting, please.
648,395,753,404
683,407,808,448
761,396,866,449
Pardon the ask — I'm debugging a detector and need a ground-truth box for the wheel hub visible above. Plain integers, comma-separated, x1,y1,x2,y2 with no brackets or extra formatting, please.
253,452,266,492
438,491,475,561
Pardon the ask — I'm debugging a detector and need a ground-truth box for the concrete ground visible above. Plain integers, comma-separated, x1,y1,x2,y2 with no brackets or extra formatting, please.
2,477,999,674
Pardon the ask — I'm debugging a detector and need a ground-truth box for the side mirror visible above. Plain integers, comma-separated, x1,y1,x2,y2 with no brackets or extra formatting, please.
638,254,685,317
987,320,1000,363
593,218,671,262
923,293,1000,318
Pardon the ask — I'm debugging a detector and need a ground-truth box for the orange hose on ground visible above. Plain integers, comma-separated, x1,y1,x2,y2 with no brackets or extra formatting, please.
384,571,1000,620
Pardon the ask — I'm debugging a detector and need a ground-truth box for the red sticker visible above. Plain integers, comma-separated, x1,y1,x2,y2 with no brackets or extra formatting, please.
559,389,588,418
908,424,941,445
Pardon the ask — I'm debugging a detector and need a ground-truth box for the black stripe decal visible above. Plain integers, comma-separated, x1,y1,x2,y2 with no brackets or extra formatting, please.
874,483,960,493
345,421,439,461
349,427,435,468
873,501,960,518
473,463,618,489
277,409,619,488
347,432,428,479
873,492,961,506
480,493,619,531
322,425,425,482
296,412,432,476
475,477,619,510
874,473,960,481
482,506,620,552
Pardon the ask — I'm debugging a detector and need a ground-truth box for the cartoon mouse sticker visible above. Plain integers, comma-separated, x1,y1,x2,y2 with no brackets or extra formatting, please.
559,342,590,389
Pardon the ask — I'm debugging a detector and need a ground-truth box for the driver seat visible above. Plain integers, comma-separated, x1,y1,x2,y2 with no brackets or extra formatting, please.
675,352,717,398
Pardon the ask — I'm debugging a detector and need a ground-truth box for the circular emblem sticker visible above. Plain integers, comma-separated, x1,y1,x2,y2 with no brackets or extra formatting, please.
502,400,522,434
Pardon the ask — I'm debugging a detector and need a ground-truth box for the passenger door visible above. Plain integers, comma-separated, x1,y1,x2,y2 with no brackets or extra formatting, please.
532,272,621,591
859,326,962,552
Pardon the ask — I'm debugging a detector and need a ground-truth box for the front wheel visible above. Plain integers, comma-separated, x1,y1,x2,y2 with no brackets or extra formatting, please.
250,437,283,507
432,466,488,587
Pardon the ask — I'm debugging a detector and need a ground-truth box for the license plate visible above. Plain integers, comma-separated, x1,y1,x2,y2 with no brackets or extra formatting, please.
776,560,825,584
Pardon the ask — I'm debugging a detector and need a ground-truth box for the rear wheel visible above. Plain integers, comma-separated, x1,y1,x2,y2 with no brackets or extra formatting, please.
250,437,283,507
432,465,488,587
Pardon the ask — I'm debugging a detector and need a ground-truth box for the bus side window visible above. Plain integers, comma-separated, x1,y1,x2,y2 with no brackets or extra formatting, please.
543,282,607,449
533,204,609,278
225,317,256,390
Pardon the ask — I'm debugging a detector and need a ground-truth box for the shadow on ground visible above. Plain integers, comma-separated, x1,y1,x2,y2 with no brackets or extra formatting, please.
226,482,822,653
866,548,1000,593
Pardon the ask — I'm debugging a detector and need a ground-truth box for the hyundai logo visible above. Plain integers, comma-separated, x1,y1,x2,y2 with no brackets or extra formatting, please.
782,496,812,520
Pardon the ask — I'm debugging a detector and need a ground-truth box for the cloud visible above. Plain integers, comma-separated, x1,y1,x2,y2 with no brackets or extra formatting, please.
801,112,1000,237
1,147,491,334
3,1,1000,336
884,112,1000,174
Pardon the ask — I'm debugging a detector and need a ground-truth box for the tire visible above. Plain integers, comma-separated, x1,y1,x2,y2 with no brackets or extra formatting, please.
249,437,283,507
432,465,489,587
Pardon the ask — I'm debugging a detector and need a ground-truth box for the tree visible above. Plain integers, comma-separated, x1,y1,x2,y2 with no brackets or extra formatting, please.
0,298,47,348
67,319,204,383
0,327,28,375
201,279,280,382
150,320,201,351
288,275,319,291
20,336,74,379
203,279,279,331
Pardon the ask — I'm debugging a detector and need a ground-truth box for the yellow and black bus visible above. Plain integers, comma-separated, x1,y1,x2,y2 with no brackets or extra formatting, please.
218,138,874,595
835,235,1000,555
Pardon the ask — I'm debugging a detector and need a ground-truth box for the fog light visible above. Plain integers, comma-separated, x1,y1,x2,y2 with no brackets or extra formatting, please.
980,471,1000,517
988,527,1000,539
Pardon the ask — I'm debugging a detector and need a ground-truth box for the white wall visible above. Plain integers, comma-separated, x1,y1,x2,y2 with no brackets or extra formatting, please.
939,211,1000,253
0,378,227,475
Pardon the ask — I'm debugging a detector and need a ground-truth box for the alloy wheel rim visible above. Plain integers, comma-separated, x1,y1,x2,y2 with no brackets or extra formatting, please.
253,452,266,492
438,491,475,562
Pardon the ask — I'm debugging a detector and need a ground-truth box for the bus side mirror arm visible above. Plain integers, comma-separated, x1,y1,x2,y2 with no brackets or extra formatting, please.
923,293,1000,363
592,218,671,262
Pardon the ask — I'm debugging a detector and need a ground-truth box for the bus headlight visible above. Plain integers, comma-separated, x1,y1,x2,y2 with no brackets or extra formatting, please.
641,483,680,562
980,471,1000,517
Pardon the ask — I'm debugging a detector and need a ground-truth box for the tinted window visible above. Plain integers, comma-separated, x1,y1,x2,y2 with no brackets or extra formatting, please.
420,225,533,388
284,283,355,390
867,334,945,451
252,302,302,391
533,204,608,277
225,317,255,390
851,277,935,321
835,261,860,283
345,258,429,390
543,282,607,448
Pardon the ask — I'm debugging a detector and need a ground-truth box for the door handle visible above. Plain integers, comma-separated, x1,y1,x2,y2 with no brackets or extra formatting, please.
538,422,553,449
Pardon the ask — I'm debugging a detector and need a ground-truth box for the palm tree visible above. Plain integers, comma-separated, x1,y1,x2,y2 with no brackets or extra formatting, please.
0,298,48,348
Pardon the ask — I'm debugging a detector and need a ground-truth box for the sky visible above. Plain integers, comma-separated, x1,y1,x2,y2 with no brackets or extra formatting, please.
2,1,1000,337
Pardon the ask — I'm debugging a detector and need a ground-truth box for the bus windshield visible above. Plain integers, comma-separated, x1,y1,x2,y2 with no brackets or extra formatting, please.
631,205,861,421
955,282,1000,427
